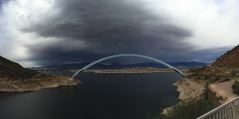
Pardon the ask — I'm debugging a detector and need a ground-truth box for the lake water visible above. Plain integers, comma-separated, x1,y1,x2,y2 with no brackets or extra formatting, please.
0,72,180,119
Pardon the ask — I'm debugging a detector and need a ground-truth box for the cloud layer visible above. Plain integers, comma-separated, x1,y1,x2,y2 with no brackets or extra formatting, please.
0,0,238,66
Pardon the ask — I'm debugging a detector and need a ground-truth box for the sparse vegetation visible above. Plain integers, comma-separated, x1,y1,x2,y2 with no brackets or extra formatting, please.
230,70,239,77
162,86,219,119
163,99,216,119
188,66,238,84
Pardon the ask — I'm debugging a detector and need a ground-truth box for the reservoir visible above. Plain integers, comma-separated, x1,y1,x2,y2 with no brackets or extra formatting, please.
0,72,180,119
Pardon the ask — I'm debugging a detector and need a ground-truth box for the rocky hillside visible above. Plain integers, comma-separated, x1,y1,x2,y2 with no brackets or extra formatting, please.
163,45,239,119
212,45,239,67
0,56,39,80
0,56,78,92
183,45,239,102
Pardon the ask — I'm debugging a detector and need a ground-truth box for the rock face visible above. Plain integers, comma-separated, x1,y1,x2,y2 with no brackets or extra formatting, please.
175,78,206,101
212,45,239,67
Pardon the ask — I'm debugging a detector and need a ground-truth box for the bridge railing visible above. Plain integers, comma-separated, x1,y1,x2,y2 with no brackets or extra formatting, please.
197,97,239,119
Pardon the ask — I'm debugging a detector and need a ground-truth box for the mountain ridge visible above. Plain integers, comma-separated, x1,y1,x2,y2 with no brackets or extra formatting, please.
38,61,208,69
0,56,78,92
0,56,39,80
212,45,239,67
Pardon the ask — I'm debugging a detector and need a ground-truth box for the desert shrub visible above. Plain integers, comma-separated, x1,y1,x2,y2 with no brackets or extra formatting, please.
232,81,239,95
163,99,216,119
218,76,231,82
207,76,231,84
231,71,239,77
207,76,219,84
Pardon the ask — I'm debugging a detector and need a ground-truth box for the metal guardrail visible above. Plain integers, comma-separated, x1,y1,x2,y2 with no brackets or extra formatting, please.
197,97,239,119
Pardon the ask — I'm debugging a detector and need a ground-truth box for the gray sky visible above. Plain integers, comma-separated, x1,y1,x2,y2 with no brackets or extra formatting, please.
0,0,238,67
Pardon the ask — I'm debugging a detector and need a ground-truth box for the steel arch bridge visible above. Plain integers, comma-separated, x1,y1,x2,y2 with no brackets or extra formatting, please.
70,54,185,80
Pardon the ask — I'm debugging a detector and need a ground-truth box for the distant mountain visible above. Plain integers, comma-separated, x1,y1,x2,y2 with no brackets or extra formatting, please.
172,62,208,67
127,62,207,68
41,61,207,69
41,62,109,69
0,56,38,80
212,45,239,67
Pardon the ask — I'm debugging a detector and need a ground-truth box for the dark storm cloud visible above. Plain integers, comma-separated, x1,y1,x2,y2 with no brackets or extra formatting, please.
23,0,195,66
0,0,7,9
0,0,5,5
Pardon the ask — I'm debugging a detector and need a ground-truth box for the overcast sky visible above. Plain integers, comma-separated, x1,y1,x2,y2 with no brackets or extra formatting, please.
0,0,238,67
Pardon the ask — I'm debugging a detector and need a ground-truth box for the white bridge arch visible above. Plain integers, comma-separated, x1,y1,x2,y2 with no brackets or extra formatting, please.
70,54,185,80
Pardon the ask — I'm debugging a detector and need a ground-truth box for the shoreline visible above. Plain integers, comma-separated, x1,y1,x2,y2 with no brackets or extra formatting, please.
161,78,206,115
85,67,188,74
0,77,79,92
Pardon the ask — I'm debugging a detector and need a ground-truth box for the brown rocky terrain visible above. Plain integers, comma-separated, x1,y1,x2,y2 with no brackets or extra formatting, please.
0,56,78,92
212,45,239,67
175,78,206,101
0,56,39,80
176,45,239,103
209,81,237,102
163,45,239,118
